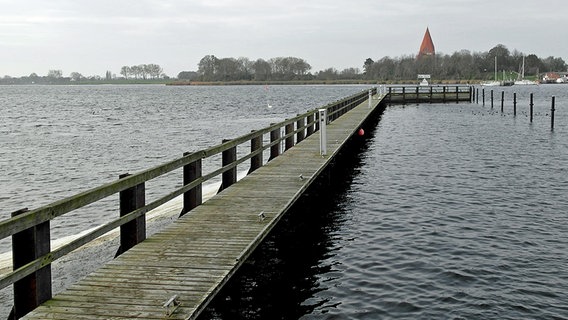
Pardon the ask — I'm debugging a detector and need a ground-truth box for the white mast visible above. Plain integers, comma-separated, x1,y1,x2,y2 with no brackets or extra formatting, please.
494,56,498,81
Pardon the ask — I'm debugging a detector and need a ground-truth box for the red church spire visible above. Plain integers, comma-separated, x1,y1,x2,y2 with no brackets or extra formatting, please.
418,27,435,58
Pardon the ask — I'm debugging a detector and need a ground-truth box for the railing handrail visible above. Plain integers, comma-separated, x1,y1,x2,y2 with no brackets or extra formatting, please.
387,85,472,93
0,88,375,292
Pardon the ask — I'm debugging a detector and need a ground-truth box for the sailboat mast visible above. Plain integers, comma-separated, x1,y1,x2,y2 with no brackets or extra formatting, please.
494,56,498,81
521,55,525,79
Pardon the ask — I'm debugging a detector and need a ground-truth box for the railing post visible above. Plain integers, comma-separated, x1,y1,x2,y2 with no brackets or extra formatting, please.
219,139,237,192
368,89,372,108
306,113,315,137
296,117,305,143
269,124,281,161
319,108,327,156
180,153,202,217
476,88,479,104
456,86,459,102
442,86,446,103
10,208,52,320
415,86,419,103
285,122,294,151
249,130,263,174
116,173,146,257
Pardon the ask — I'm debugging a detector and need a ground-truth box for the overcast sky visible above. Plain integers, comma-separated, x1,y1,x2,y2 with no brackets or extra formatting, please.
1,0,567,77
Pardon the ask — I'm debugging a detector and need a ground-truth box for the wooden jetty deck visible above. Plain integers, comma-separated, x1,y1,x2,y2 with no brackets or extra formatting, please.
12,92,386,319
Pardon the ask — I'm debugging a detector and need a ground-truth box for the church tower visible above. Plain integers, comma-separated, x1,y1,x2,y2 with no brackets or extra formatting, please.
417,27,435,58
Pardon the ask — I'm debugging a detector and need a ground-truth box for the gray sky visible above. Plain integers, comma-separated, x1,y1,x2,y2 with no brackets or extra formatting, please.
1,0,567,77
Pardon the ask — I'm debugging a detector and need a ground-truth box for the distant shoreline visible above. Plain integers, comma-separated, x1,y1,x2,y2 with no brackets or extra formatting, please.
5,79,564,86
166,79,478,86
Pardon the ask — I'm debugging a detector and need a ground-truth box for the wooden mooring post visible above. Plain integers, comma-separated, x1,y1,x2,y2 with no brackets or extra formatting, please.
513,93,517,116
491,90,494,108
10,208,52,320
482,88,485,106
501,91,504,112
530,93,534,123
551,96,556,131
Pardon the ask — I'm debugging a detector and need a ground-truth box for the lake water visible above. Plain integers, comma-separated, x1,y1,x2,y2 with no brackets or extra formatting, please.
1,84,567,319
0,84,369,245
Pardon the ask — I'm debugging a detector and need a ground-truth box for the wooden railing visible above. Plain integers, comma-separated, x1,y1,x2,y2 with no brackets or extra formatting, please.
0,88,375,318
385,85,474,104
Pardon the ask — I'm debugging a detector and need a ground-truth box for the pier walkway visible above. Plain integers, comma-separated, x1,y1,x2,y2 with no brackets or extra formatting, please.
18,93,386,319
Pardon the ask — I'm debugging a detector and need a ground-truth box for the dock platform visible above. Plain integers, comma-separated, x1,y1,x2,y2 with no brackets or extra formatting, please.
20,94,386,319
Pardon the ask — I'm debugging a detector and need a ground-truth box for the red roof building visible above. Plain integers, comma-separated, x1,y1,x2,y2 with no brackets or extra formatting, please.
418,27,435,58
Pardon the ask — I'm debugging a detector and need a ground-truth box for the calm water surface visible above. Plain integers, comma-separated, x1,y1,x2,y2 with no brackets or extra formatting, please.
1,84,567,319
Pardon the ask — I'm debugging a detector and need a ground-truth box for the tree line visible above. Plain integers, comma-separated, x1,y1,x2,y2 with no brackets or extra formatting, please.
178,55,313,81
363,44,567,81
120,64,165,79
0,63,168,84
1,44,566,85
178,45,566,82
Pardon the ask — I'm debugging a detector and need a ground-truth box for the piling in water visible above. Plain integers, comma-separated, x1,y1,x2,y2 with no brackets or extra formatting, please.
530,93,534,123
551,96,555,131
513,93,517,116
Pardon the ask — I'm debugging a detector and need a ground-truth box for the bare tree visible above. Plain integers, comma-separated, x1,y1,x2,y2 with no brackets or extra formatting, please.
120,66,131,79
47,70,63,78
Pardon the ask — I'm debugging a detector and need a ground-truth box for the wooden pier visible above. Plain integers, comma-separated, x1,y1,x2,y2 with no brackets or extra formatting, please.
1,89,384,319
1,86,471,319
384,85,474,104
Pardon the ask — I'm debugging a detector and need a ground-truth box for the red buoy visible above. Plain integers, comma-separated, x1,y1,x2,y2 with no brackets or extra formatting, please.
357,128,365,136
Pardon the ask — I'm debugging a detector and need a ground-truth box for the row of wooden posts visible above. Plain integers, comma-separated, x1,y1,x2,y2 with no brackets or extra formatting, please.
475,88,557,130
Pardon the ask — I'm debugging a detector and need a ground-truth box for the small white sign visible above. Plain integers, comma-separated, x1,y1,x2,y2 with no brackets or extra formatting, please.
417,74,431,79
